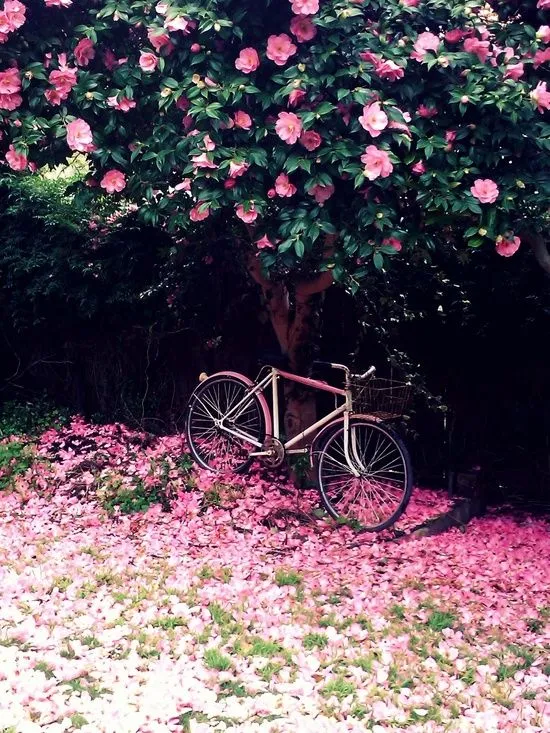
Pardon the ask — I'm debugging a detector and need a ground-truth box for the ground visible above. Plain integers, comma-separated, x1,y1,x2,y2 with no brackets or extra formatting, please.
0,420,549,733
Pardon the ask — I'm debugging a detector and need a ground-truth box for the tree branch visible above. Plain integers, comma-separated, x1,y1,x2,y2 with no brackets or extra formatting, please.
523,230,550,276
295,270,334,301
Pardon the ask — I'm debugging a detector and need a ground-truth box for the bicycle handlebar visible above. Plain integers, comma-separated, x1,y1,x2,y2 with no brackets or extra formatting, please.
312,361,376,380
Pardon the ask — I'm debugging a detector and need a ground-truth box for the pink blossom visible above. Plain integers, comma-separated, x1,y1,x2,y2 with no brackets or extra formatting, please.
190,204,210,222
0,0,26,32
202,134,216,151
358,102,389,137
139,51,158,73
275,111,302,144
417,105,438,118
191,153,217,169
377,59,405,81
530,82,550,112
103,49,118,70
308,183,334,204
536,26,550,43
463,37,491,63
44,0,72,6
383,237,403,251
445,28,467,44
256,235,275,249
74,38,95,67
46,56,77,104
495,235,520,257
164,16,190,33
66,118,95,152
236,203,258,223
0,91,21,109
290,16,317,42
533,48,550,68
288,88,306,107
275,173,297,197
0,66,20,95
228,161,249,178
235,47,260,73
107,95,136,112
537,0,550,8
290,0,319,14
412,161,426,175
234,110,252,130
299,130,322,151
100,169,126,193
147,30,174,55
504,62,524,81
266,34,297,66
361,145,393,180
5,143,27,170
411,32,440,62
470,179,499,204
401,0,419,5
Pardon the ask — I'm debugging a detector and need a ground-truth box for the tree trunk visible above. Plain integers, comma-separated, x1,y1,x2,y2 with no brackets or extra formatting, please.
246,253,333,443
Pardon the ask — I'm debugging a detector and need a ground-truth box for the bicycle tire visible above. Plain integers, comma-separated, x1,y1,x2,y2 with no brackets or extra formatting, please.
316,417,413,531
186,374,267,473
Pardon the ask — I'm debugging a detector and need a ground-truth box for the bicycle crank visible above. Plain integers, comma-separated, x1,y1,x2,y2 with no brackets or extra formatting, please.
260,436,285,468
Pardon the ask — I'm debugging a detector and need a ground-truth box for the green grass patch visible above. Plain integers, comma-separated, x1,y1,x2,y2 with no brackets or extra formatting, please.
303,632,329,650
426,610,456,632
151,616,187,630
204,648,232,671
274,569,303,587
322,677,355,700
258,661,284,682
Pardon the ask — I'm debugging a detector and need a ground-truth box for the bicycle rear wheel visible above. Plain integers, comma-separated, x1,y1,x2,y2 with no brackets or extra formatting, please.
316,417,412,531
186,375,266,473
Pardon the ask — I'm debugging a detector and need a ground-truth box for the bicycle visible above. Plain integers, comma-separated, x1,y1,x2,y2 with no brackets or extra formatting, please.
185,361,413,531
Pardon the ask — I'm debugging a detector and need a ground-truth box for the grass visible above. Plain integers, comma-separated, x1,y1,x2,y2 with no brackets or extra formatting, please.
258,661,284,682
321,677,355,700
274,569,303,587
204,648,232,671
426,610,456,632
303,632,329,650
151,616,187,630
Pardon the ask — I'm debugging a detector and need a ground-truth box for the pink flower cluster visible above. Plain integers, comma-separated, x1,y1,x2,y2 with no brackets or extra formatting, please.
266,34,297,66
359,102,389,137
66,118,95,153
5,142,27,170
361,145,393,180
0,0,26,44
359,52,404,82
74,37,95,67
44,53,77,106
0,65,21,110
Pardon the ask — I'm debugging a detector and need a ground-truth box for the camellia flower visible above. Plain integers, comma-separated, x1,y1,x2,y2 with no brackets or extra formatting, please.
266,34,297,66
45,54,77,105
0,66,21,109
191,153,217,169
463,37,491,63
107,95,136,112
417,105,438,118
74,38,95,67
308,183,335,204
139,51,158,73
359,102,389,137
275,111,302,144
290,16,317,42
100,169,126,193
228,160,249,178
236,202,258,223
537,0,550,9
530,81,550,112
0,0,26,33
5,143,27,170
412,161,426,174
44,0,73,7
290,0,319,15
495,235,520,257
288,88,306,107
274,173,296,197
189,204,210,222
504,62,524,81
383,237,403,251
536,26,550,43
411,31,440,61
256,235,275,249
299,130,321,151
377,59,405,81
147,30,174,55
233,110,252,129
235,47,260,73
470,178,499,204
66,118,95,152
361,145,393,180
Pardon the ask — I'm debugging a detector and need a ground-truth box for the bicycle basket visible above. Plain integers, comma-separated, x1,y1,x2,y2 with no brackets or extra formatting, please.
351,377,412,419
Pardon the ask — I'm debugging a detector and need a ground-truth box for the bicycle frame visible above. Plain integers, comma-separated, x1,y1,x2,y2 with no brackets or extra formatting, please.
217,366,361,474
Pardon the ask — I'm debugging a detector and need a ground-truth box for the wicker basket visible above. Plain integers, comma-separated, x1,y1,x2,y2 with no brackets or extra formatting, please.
351,377,412,419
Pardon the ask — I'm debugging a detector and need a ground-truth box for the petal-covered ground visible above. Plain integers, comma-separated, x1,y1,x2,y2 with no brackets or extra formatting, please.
0,420,549,733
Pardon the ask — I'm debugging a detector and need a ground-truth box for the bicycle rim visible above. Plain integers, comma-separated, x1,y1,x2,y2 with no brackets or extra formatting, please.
186,376,265,473
316,419,412,531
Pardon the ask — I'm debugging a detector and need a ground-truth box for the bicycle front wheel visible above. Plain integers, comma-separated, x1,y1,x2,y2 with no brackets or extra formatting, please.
186,375,266,473
316,418,412,531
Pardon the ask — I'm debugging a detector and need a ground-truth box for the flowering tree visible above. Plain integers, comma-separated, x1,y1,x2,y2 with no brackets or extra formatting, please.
1,0,550,431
